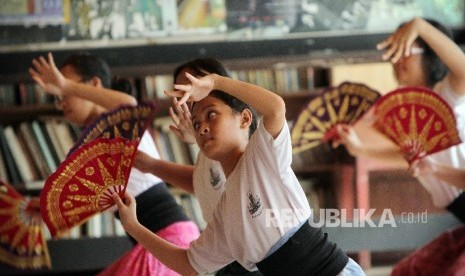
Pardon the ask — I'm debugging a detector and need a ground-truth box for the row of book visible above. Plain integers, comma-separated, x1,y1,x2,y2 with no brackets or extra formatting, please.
0,115,200,187
144,66,322,100
153,116,199,166
0,83,54,107
1,65,323,109
0,119,80,186
0,115,206,238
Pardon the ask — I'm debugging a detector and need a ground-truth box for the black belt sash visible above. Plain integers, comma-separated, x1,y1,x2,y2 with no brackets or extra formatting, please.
447,192,465,223
256,222,348,276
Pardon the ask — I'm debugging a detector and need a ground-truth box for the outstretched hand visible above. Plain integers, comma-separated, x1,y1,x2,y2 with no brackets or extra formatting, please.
164,72,214,105
376,18,420,63
29,52,66,96
112,191,138,231
169,97,196,144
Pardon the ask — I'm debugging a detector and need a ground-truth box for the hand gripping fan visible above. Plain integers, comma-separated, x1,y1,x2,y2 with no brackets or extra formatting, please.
67,101,157,157
291,81,381,153
373,86,461,163
0,180,51,269
41,137,138,238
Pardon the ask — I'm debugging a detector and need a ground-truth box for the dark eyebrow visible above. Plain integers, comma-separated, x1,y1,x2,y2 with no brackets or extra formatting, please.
191,103,217,121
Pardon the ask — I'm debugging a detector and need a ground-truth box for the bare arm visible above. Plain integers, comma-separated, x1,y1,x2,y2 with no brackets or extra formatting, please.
378,17,465,94
334,123,408,166
412,157,465,190
29,52,137,110
113,192,197,276
134,151,195,193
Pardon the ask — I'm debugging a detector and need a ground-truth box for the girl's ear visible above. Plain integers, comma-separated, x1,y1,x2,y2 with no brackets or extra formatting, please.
240,109,253,129
90,76,103,87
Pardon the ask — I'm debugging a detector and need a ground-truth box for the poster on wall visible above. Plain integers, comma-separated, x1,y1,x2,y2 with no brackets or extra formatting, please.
225,0,464,37
0,0,464,46
226,0,300,36
0,0,68,25
172,0,227,34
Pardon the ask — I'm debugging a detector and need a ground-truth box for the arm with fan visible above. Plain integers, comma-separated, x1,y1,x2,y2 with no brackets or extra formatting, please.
40,137,139,238
291,81,381,153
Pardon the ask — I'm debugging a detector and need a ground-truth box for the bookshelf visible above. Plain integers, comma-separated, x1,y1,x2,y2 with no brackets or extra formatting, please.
1,4,464,276
0,42,370,272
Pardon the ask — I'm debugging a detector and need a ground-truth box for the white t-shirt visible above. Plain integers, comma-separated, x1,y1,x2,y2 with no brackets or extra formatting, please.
126,131,163,197
187,121,311,273
417,77,465,207
192,151,226,222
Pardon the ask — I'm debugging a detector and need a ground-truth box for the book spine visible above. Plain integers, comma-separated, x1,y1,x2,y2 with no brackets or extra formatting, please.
19,122,52,179
4,125,36,183
31,121,57,172
0,126,22,184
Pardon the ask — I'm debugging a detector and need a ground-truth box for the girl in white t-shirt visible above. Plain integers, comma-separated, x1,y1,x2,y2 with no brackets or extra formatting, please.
334,17,465,275
29,52,199,276
113,70,365,275
134,58,262,275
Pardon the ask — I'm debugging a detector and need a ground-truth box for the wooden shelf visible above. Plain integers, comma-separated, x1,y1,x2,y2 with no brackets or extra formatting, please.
0,104,62,125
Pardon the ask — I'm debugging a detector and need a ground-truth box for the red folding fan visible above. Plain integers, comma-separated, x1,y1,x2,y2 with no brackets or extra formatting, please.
0,180,51,269
373,86,461,163
41,137,138,238
291,81,381,153
67,101,157,157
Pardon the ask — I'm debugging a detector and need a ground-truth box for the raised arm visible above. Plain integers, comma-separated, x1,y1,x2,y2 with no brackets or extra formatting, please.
167,73,286,138
334,123,407,166
29,52,137,110
377,17,465,94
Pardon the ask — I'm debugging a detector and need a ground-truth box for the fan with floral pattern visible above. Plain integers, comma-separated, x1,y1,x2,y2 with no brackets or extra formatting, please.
373,86,461,163
0,180,51,269
41,137,138,238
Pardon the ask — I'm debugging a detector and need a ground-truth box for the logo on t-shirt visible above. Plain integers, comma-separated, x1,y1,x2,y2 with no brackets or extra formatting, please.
209,167,222,189
247,191,263,218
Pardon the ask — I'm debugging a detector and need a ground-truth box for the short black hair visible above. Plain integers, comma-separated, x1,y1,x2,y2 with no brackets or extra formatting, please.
400,18,452,87
173,57,231,79
60,51,112,88
209,90,258,137
178,58,258,137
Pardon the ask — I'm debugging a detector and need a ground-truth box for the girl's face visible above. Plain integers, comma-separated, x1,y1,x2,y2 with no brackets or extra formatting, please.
59,65,98,126
191,96,247,160
392,44,428,87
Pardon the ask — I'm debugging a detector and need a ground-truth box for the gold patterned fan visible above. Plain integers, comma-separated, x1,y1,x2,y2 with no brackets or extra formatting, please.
374,86,461,163
41,137,138,238
291,81,381,153
67,102,156,157
0,180,51,269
